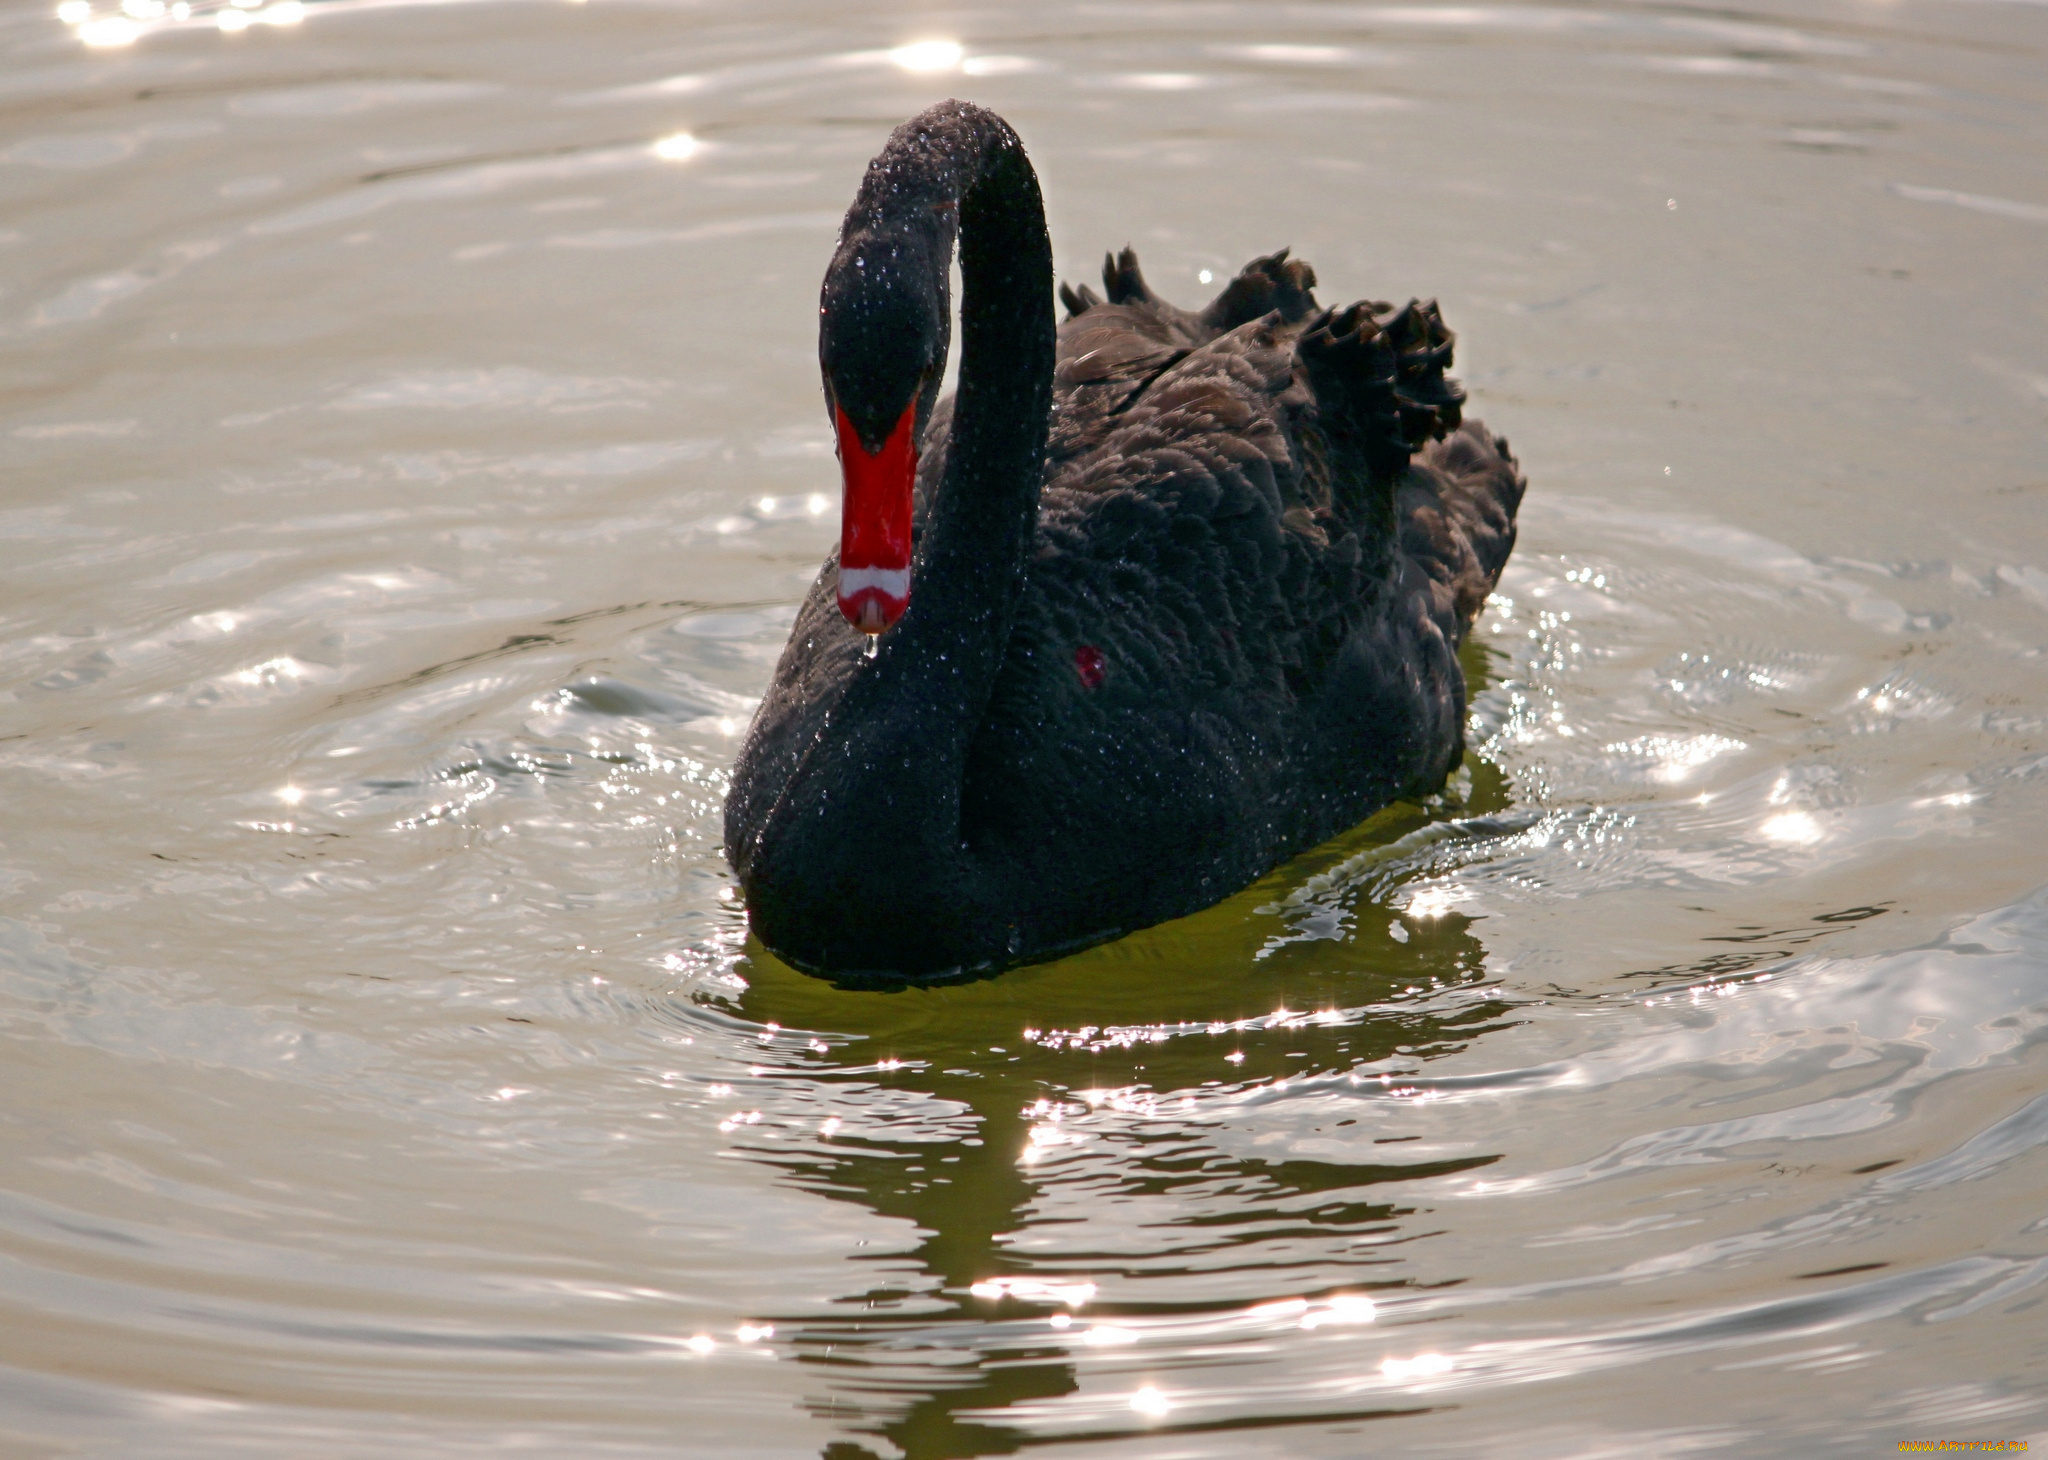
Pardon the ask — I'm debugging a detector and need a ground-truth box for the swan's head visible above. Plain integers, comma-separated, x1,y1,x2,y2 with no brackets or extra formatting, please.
819,222,950,637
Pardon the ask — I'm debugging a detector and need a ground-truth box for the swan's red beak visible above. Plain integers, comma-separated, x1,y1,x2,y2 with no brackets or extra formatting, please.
834,400,917,636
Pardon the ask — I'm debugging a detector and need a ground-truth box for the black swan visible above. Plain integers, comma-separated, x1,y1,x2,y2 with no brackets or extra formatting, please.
723,101,1525,984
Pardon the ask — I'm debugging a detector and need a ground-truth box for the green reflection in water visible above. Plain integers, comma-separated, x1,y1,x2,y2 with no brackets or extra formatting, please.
731,640,1518,1458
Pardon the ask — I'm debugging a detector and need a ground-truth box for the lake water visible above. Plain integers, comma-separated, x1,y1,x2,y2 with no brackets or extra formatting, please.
4,0,2047,1453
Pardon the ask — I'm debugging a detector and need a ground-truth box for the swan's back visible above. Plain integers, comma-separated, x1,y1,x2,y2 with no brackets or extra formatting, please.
944,249,1524,921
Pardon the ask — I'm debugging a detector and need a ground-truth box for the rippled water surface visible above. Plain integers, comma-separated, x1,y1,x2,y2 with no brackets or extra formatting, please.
5,0,2048,1452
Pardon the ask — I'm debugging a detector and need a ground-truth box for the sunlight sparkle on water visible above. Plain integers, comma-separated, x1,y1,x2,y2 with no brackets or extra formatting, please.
1759,810,1822,845
1245,43,1349,63
236,655,309,687
1022,1123,1080,1162
1299,1294,1376,1328
1381,1352,1453,1381
1405,886,1457,920
969,1276,1097,1307
1129,1385,1170,1417
890,39,963,72
1603,733,1745,783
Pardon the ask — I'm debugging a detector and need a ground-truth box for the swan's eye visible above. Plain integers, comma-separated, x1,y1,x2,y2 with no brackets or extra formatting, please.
1074,645,1106,689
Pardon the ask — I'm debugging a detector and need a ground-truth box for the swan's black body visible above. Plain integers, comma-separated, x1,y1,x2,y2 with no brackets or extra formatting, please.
724,102,1525,984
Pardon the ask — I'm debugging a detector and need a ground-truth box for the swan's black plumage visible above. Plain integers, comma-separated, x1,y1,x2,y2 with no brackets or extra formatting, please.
724,101,1525,984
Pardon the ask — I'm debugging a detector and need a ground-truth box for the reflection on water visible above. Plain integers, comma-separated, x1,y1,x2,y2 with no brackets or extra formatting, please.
5,0,2048,1453
729,850,1510,1455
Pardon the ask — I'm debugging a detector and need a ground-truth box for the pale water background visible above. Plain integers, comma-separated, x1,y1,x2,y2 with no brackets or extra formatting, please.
4,0,2047,1453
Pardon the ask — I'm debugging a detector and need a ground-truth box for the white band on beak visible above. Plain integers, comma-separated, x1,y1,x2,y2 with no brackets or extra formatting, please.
837,566,911,599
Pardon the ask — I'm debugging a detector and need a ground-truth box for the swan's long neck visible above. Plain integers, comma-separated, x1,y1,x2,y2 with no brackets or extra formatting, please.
747,103,1054,976
866,105,1053,685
